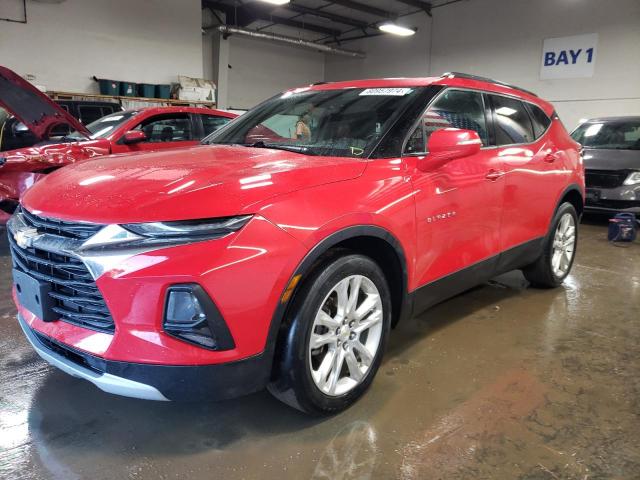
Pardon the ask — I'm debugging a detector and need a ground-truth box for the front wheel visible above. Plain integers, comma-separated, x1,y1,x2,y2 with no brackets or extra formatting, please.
268,254,392,415
523,202,578,288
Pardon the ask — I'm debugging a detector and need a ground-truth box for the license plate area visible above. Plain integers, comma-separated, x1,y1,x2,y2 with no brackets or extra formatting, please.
12,269,58,322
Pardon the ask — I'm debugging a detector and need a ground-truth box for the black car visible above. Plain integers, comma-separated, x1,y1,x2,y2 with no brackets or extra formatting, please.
0,99,122,152
571,116,640,216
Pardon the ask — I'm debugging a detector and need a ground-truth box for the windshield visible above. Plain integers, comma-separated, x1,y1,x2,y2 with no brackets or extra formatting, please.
572,120,640,150
203,87,426,157
68,111,138,139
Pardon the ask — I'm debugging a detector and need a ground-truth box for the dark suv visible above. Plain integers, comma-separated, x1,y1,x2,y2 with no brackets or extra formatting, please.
571,117,640,216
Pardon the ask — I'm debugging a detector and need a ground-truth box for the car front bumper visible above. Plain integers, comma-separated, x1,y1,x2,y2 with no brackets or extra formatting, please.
18,312,272,401
585,185,640,215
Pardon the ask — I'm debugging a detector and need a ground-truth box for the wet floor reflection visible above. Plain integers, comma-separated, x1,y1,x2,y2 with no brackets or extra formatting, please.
311,421,378,480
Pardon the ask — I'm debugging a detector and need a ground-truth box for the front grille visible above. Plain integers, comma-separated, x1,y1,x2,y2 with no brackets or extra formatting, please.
18,206,101,240
585,170,629,189
9,209,115,333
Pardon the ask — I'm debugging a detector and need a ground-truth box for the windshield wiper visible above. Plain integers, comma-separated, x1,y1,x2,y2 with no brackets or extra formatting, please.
248,141,312,155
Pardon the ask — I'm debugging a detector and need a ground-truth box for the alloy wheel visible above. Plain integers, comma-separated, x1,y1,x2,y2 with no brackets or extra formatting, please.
551,212,576,277
308,275,384,396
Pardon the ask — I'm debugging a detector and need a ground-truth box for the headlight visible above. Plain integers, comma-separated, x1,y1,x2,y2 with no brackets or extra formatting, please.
122,215,253,241
623,171,640,186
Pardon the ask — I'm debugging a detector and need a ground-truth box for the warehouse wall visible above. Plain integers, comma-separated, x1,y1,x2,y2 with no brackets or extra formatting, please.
0,0,203,93
223,35,325,110
325,0,640,130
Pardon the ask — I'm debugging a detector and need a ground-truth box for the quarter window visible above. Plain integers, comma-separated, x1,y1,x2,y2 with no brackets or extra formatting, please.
404,89,488,154
491,95,535,145
528,104,552,139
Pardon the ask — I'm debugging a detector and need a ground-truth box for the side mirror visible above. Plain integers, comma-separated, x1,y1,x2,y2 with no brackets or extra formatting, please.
122,130,147,145
417,128,482,171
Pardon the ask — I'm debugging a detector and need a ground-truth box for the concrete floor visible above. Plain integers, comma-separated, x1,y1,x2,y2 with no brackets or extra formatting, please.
1,218,639,480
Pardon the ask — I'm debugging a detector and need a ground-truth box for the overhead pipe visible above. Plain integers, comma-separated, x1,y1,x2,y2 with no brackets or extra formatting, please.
207,25,366,59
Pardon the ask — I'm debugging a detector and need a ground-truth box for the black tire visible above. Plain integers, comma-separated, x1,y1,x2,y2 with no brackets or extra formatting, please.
523,202,578,288
268,253,392,415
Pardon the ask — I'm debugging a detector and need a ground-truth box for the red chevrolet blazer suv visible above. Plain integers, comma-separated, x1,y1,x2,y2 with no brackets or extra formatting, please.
9,73,584,414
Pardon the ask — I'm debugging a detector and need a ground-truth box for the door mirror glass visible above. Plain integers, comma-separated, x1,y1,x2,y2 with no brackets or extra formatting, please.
122,130,147,144
417,128,482,171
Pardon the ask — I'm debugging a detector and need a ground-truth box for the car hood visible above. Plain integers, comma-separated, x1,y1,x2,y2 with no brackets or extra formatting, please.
0,66,90,140
583,148,640,170
22,144,366,223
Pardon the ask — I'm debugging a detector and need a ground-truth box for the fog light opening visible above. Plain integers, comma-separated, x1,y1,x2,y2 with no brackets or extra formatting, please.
163,284,235,351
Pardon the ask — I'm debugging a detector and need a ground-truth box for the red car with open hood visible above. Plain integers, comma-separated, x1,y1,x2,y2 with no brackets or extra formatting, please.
8,73,584,414
0,66,236,223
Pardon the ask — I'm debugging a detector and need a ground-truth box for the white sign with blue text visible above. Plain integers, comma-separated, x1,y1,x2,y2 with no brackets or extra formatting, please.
540,33,598,80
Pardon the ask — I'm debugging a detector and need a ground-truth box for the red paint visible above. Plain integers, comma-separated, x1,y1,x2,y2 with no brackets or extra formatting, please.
0,106,236,219
16,76,583,367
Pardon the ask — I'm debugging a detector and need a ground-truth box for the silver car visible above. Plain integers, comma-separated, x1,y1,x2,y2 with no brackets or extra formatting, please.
572,117,640,216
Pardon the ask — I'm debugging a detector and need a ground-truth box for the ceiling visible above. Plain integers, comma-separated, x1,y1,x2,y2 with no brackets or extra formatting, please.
202,0,460,44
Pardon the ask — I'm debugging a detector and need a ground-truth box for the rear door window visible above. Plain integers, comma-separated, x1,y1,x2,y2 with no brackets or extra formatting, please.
490,95,535,145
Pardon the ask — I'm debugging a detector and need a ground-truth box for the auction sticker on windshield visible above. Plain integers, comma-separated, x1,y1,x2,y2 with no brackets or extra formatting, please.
359,88,413,96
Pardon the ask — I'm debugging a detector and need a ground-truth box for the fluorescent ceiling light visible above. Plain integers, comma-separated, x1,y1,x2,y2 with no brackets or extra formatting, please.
496,106,517,117
379,22,415,36
257,0,290,4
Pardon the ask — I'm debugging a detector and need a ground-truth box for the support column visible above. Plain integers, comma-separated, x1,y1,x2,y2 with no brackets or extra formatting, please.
212,32,230,109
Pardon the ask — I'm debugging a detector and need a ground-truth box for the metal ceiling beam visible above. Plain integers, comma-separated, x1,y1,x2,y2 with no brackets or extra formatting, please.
327,0,395,19
286,4,369,29
394,0,432,16
203,0,342,37
250,12,342,36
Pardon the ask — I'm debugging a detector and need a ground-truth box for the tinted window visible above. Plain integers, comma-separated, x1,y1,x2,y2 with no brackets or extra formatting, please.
135,114,193,143
404,89,488,154
201,115,231,136
102,104,119,115
78,105,104,125
528,104,552,138
571,120,640,150
492,95,535,145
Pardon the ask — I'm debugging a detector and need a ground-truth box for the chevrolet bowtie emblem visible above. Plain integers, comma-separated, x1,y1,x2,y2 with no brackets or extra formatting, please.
14,227,41,249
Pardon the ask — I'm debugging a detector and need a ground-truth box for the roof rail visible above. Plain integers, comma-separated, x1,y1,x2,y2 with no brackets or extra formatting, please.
442,72,538,97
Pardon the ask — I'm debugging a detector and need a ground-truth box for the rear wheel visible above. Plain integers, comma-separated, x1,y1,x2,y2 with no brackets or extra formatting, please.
268,254,391,415
523,202,578,287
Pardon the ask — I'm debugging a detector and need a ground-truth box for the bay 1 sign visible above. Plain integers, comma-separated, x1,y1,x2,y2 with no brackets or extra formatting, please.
540,33,598,80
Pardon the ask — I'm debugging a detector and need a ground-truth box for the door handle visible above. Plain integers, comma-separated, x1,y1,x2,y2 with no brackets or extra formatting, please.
544,153,558,163
485,170,505,181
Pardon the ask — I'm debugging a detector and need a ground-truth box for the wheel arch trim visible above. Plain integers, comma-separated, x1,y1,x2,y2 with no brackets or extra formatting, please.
263,224,411,376
555,183,585,218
